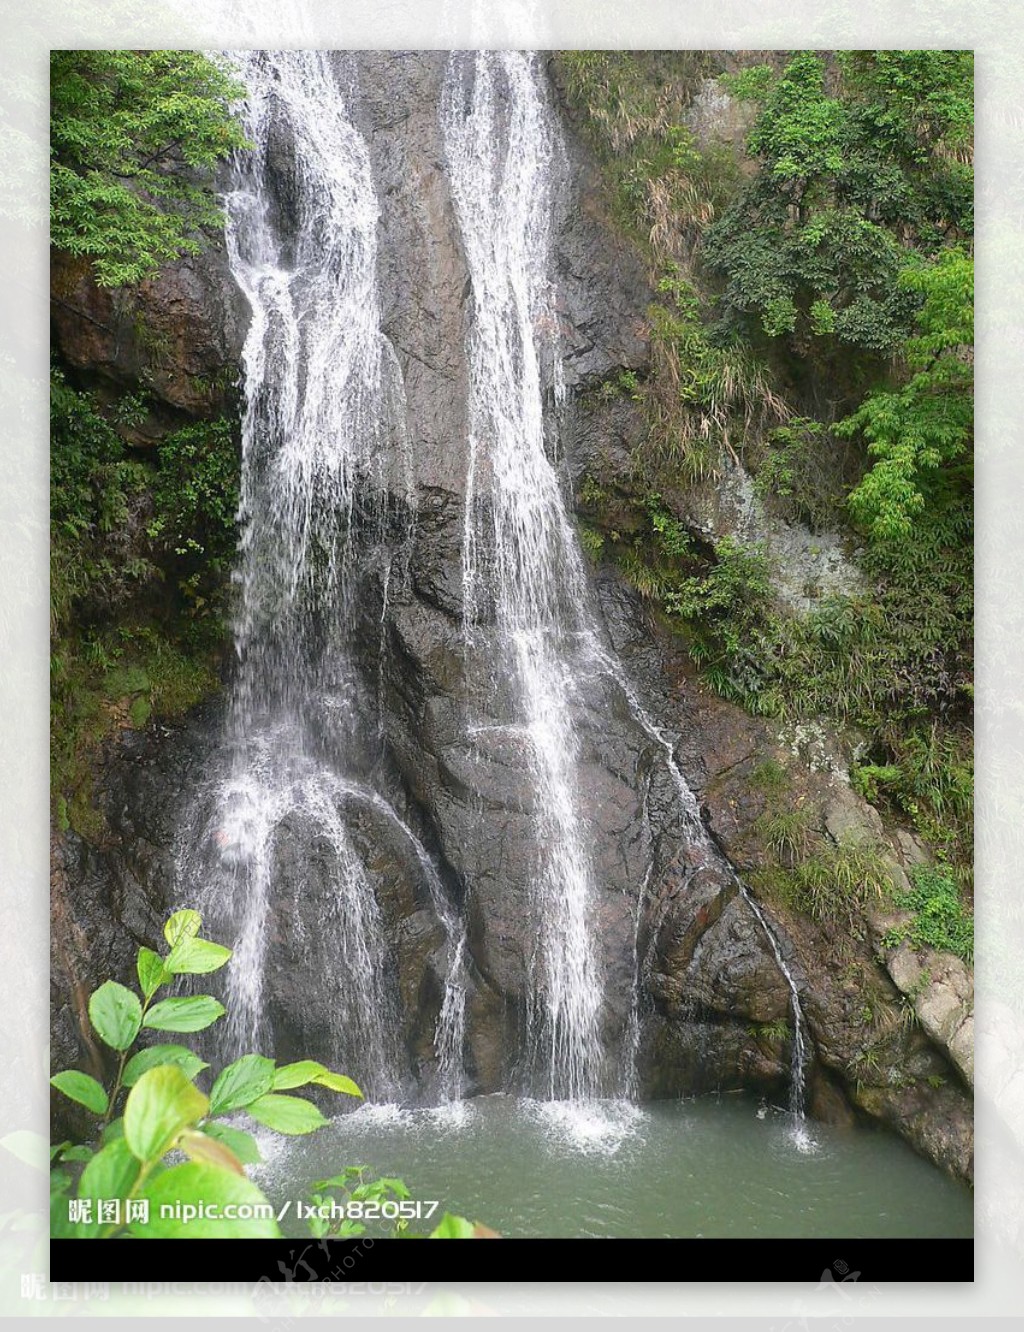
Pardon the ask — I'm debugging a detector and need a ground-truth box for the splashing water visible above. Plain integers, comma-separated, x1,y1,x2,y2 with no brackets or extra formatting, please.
172,50,806,1129
443,51,603,1102
443,52,810,1125
177,50,465,1099
586,638,811,1136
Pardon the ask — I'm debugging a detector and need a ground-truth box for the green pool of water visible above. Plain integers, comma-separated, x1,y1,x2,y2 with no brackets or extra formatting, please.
253,1093,973,1239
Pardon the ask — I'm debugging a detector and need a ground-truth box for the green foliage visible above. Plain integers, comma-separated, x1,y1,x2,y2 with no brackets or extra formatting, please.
50,371,238,838
50,368,155,636
50,50,248,287
704,51,972,365
578,523,606,562
88,981,142,1051
788,837,897,930
554,51,730,255
554,53,773,485
305,1168,483,1241
49,911,363,1240
645,274,787,479
755,807,811,865
883,864,974,963
747,1018,791,1045
752,417,849,531
51,371,239,638
47,911,479,1241
850,763,901,804
149,417,241,586
50,53,245,842
838,248,973,541
663,536,772,658
719,65,776,103
749,758,790,795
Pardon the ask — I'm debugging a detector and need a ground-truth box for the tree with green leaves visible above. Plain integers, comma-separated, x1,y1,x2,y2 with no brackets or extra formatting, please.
50,50,248,287
840,246,973,541
703,51,973,364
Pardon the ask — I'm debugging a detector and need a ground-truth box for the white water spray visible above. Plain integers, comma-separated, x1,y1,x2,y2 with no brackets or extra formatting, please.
443,51,603,1101
180,50,465,1098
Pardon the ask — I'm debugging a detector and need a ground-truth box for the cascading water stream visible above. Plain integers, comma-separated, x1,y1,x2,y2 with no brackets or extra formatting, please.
444,50,809,1130
171,48,805,1129
177,50,466,1100
588,635,810,1134
443,51,604,1103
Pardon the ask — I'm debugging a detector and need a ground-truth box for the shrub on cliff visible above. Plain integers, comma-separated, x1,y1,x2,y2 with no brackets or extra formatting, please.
50,50,248,287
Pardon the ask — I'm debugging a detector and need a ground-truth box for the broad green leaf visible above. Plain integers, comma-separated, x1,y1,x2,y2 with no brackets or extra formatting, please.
1,1131,50,1172
50,1070,109,1116
135,1163,281,1238
88,980,143,1051
272,1060,363,1098
143,995,225,1033
429,1213,477,1239
50,1167,72,1197
178,1128,243,1175
246,1093,328,1136
101,1117,125,1144
60,1145,94,1163
123,1044,209,1088
201,1121,262,1166
208,1053,275,1117
137,947,168,999
50,1173,76,1239
314,1166,366,1189
373,1176,411,1200
49,1140,72,1165
124,1065,209,1163
270,1059,325,1090
163,909,203,949
313,1070,363,1097
165,936,232,976
76,1138,141,1236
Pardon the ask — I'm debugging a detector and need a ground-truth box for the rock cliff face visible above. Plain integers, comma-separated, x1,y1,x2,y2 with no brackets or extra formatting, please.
50,52,972,1180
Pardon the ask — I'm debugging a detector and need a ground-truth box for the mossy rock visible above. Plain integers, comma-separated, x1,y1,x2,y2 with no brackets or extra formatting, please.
103,666,151,699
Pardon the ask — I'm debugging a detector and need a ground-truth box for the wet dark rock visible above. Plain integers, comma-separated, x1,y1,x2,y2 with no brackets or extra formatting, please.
51,242,246,429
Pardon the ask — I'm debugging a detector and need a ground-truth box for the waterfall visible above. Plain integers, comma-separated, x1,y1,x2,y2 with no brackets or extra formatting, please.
169,49,808,1126
443,52,809,1120
587,641,809,1132
179,50,466,1099
443,51,604,1102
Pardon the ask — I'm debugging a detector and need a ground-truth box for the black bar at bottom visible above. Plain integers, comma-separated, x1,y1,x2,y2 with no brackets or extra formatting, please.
51,1237,973,1284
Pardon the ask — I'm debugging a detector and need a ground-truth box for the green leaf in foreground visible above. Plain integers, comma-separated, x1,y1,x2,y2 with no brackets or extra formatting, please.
122,1044,210,1088
135,1163,281,1238
165,936,232,976
178,1128,244,1175
50,1070,109,1116
143,995,225,1033
429,1213,477,1239
163,908,203,949
271,1060,363,1097
137,947,168,999
76,1139,141,1236
101,1117,125,1144
208,1053,275,1117
88,980,143,1051
60,1144,95,1163
246,1093,328,1135
123,1065,209,1162
201,1121,262,1166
